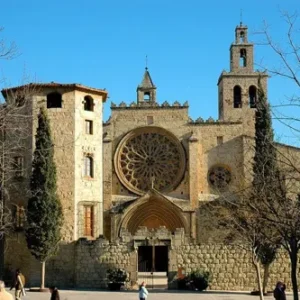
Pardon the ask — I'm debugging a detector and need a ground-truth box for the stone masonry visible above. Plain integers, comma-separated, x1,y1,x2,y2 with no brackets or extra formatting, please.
3,23,300,291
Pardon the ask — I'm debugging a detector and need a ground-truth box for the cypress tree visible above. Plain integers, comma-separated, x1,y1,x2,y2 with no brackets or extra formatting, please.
252,76,280,294
25,108,63,289
253,76,278,190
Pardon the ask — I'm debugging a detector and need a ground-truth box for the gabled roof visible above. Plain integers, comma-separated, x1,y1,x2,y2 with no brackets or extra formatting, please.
138,68,156,89
1,82,108,101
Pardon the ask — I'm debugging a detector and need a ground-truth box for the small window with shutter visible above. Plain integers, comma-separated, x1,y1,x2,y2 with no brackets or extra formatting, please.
84,205,94,237
15,205,25,230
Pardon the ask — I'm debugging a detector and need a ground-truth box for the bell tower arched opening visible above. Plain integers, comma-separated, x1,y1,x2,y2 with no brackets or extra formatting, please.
137,68,157,105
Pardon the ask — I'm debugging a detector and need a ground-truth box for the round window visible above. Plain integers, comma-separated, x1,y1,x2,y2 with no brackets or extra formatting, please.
208,165,232,190
114,127,186,195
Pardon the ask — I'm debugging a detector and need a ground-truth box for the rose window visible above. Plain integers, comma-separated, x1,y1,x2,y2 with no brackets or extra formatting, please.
114,127,186,195
208,165,232,190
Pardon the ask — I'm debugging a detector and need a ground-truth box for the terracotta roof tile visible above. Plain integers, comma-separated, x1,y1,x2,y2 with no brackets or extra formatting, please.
1,82,108,101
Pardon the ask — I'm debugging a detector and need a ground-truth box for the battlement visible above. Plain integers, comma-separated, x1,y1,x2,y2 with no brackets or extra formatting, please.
111,100,189,109
189,116,242,125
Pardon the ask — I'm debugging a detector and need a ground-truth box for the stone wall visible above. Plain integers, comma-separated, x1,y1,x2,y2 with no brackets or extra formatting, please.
5,236,298,291
74,238,134,288
170,244,293,291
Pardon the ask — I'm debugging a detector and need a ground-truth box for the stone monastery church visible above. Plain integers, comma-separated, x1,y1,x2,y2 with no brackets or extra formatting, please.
2,24,290,290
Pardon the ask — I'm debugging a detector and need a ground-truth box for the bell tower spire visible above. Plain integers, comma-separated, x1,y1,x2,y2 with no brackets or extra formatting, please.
137,67,157,105
217,23,268,135
230,23,253,72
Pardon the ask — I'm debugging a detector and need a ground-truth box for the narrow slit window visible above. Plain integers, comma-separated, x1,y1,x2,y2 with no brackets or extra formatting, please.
85,120,93,135
84,156,94,178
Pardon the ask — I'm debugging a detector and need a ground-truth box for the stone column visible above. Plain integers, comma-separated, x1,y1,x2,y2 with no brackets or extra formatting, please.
188,134,202,240
188,134,202,209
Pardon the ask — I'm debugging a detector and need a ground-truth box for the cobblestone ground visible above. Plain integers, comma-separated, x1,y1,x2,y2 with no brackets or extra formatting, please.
6,290,295,300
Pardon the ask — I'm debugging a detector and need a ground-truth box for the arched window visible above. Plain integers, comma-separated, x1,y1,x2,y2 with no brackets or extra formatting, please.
47,92,62,108
84,96,94,111
84,156,94,178
233,86,242,108
240,49,247,67
240,31,245,43
144,92,150,101
249,86,257,108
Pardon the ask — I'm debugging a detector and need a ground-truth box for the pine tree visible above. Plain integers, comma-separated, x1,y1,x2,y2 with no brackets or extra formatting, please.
25,108,63,289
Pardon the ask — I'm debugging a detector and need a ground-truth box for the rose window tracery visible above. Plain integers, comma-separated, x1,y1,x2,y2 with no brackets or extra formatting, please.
114,127,186,195
208,165,232,190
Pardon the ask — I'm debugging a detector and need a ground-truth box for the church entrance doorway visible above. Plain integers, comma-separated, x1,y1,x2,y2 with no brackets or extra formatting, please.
138,245,168,273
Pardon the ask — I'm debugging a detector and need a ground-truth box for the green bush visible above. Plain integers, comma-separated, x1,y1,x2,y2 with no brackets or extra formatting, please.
188,269,210,291
176,277,189,290
106,268,128,283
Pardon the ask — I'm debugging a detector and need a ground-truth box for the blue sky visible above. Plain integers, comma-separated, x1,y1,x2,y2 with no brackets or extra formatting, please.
0,1,299,145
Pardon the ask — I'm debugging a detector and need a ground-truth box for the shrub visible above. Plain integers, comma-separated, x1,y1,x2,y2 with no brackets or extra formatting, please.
188,269,210,291
107,268,128,283
176,277,189,290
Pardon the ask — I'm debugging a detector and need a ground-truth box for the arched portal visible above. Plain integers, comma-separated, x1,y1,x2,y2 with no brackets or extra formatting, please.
118,192,188,236
126,201,185,234
118,192,188,274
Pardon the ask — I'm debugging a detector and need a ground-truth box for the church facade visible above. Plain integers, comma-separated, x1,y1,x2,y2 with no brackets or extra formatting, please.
2,24,294,290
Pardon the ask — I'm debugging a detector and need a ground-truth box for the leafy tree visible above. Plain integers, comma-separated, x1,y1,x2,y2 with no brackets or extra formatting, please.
0,27,34,279
25,108,62,289
255,12,300,300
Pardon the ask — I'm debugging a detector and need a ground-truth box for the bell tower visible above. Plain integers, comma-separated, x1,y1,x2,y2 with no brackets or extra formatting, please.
137,67,157,105
217,23,268,133
230,24,254,72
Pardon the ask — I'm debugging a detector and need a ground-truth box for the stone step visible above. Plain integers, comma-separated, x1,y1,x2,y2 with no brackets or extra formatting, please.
138,272,167,277
137,272,168,289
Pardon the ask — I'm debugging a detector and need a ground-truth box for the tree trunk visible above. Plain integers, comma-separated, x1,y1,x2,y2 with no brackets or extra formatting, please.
41,261,45,290
252,252,264,300
0,237,4,280
262,263,270,294
289,248,299,300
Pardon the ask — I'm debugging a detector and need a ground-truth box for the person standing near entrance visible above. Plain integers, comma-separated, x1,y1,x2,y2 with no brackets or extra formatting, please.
139,282,148,300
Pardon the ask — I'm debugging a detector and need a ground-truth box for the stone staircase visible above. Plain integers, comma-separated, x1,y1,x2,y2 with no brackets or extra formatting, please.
137,272,168,289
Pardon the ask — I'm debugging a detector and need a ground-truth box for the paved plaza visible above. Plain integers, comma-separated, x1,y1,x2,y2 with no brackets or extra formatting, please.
6,289,295,300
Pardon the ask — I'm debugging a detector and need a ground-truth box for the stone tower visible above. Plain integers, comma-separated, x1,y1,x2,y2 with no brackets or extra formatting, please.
1,83,107,242
137,67,157,105
217,23,268,134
